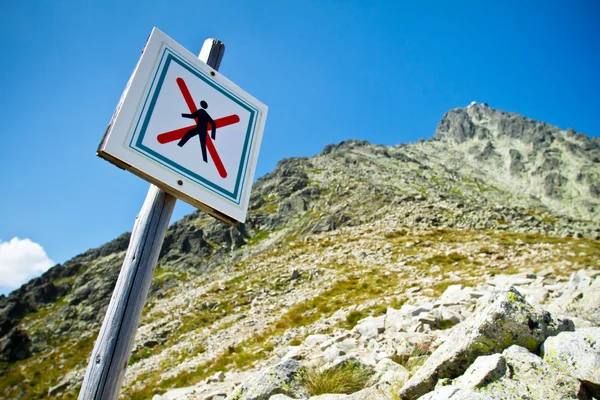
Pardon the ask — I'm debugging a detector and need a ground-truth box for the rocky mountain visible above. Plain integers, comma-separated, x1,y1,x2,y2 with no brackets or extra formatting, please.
0,103,598,400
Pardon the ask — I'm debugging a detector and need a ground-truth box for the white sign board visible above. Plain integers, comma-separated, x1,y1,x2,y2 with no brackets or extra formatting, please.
98,28,267,224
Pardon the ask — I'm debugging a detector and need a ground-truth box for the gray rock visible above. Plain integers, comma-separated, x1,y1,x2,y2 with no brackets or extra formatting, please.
0,327,31,362
541,328,600,397
302,335,329,347
385,307,413,333
153,386,200,399
207,371,226,383
399,286,574,399
558,316,598,329
327,355,376,375
205,392,228,400
453,354,506,390
433,307,464,328
438,285,471,306
417,386,491,400
324,345,345,362
305,334,329,348
374,358,410,386
227,359,301,400
354,316,385,339
547,270,600,325
474,345,592,399
336,338,358,354
282,346,306,360
48,381,69,397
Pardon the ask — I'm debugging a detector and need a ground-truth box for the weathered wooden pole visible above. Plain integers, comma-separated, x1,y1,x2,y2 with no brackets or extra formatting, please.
79,38,225,400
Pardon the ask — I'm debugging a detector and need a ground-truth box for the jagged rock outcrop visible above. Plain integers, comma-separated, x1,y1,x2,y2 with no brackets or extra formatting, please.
0,327,31,362
433,103,600,222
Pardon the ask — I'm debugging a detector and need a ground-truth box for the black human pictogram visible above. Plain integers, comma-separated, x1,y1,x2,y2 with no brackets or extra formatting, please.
178,100,217,163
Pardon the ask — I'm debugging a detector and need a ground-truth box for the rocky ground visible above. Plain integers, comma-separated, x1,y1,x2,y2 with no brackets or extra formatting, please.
0,103,599,399
150,268,600,400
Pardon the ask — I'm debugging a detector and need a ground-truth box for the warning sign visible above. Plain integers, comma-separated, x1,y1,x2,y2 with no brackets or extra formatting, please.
98,28,268,224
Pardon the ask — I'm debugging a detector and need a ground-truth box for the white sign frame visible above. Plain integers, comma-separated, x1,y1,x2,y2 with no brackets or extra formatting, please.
98,28,267,225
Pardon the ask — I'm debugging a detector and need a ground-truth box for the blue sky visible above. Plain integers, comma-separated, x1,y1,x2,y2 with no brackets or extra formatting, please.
0,0,598,294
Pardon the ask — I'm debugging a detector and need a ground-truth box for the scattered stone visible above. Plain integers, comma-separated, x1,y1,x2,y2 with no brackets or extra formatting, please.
476,345,592,399
290,270,302,281
305,334,329,348
398,286,574,399
48,381,69,397
542,328,600,397
282,346,306,360
453,354,506,390
547,270,600,325
204,391,227,400
323,345,345,362
438,285,471,306
207,371,226,384
227,359,301,400
354,316,385,339
373,358,409,385
385,307,412,333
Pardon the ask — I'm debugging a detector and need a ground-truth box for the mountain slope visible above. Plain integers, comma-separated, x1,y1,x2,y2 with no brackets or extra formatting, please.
0,103,598,399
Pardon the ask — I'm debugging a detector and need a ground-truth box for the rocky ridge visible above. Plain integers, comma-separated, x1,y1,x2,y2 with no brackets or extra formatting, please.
0,103,598,399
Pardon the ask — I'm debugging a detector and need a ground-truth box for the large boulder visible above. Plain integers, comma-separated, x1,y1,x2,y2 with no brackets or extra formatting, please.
227,359,301,400
468,345,591,399
541,328,600,398
0,327,32,362
398,286,574,399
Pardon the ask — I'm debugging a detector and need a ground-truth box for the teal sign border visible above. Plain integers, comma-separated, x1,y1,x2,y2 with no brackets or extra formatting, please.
128,47,258,204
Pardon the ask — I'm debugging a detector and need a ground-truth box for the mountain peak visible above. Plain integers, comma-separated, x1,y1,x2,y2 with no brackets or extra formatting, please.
433,103,597,151
433,102,540,143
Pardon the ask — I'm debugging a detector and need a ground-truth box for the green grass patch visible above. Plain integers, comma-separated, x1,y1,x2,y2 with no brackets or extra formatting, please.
424,252,468,266
0,334,96,399
384,229,408,239
344,310,367,329
245,230,272,245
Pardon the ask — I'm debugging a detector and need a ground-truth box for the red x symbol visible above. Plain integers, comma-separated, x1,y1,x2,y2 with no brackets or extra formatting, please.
156,77,240,178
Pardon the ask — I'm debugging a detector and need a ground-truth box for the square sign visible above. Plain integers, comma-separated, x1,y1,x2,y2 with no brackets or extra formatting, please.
98,28,267,224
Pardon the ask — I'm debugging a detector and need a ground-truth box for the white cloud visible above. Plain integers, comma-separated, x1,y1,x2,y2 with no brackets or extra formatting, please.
0,237,55,292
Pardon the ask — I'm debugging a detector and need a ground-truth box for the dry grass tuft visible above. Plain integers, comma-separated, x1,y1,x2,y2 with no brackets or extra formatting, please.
301,362,373,396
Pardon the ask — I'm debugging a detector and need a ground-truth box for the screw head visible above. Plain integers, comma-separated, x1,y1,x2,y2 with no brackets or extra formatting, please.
177,180,183,186
210,71,216,77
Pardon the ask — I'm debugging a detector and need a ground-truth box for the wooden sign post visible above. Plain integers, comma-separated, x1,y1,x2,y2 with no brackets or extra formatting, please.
78,38,225,400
